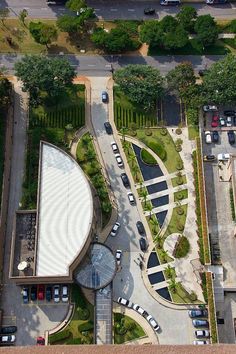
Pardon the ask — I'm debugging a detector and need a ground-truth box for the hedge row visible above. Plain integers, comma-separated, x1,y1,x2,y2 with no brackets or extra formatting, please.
49,329,70,344
230,187,235,221
196,138,211,264
206,272,218,343
140,148,157,165
146,141,167,161
30,105,85,128
114,103,157,129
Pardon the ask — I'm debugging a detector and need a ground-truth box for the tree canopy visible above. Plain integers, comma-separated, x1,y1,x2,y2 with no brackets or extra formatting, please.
19,9,28,25
176,6,197,32
166,62,196,97
29,21,58,48
66,0,86,11
139,20,162,47
202,54,236,104
194,15,218,47
15,56,76,105
57,8,94,33
114,65,164,110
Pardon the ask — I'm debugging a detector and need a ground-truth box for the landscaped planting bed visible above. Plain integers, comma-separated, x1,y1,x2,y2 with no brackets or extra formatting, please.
122,141,143,183
114,313,145,344
171,174,187,187
173,235,190,258
164,205,188,238
140,148,157,165
174,189,188,202
206,272,218,343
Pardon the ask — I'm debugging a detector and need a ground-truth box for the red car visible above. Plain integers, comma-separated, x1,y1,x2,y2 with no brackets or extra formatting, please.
36,336,45,346
211,120,218,127
37,285,45,300
212,113,219,121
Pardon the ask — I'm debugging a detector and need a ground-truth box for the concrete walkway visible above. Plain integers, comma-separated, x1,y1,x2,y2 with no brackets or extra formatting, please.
143,172,183,187
144,199,189,216
147,183,188,200
147,262,175,275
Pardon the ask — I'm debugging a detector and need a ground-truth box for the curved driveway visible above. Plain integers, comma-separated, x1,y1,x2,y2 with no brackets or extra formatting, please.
88,75,196,345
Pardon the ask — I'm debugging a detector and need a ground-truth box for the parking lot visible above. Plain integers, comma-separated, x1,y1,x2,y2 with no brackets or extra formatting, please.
202,126,236,289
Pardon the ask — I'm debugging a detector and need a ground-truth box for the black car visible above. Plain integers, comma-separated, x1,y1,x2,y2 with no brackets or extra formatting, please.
144,8,155,15
46,286,52,302
212,131,219,143
203,155,216,162
198,70,207,77
228,130,235,144
224,110,235,116
104,122,113,135
139,237,147,251
31,286,37,301
0,326,17,334
136,221,145,235
121,173,130,188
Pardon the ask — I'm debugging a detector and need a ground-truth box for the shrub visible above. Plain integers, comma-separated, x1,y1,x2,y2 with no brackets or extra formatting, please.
174,236,190,258
230,19,236,33
115,323,127,335
177,207,184,215
77,307,90,320
49,329,70,344
176,161,183,170
66,337,82,344
175,128,182,135
145,128,152,136
147,141,167,161
175,145,182,152
177,222,184,232
177,177,183,185
160,127,167,136
189,291,197,302
176,192,184,200
140,148,157,165
78,321,94,332
206,272,218,343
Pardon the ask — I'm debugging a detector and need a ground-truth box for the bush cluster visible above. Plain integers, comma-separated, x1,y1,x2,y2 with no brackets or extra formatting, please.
229,187,235,221
146,141,167,161
174,235,190,258
140,148,157,165
78,321,94,332
49,329,71,344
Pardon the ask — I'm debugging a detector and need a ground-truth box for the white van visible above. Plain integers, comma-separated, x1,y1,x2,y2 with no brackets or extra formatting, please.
160,0,181,5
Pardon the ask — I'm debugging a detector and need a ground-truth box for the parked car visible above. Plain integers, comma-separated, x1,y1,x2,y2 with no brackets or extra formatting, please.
127,192,135,205
120,173,130,188
139,237,147,251
101,91,108,103
36,336,45,346
217,153,230,161
46,286,52,302
224,110,235,116
110,222,120,237
205,131,212,144
0,335,15,344
146,314,160,331
37,285,45,301
136,221,145,235
203,155,216,162
203,105,218,112
0,326,17,335
198,70,207,77
226,116,233,127
188,309,208,318
192,319,209,328
219,117,226,127
211,120,218,128
62,285,69,302
111,141,119,153
115,153,124,168
144,8,155,14
117,297,133,308
104,122,112,135
195,330,210,338
22,287,29,304
115,250,122,266
212,131,219,143
53,285,60,303
133,304,147,316
193,340,209,345
211,114,219,127
228,130,235,144
160,0,180,5
30,286,37,301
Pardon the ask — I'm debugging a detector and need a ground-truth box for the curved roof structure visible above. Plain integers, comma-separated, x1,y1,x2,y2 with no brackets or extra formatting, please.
36,142,93,277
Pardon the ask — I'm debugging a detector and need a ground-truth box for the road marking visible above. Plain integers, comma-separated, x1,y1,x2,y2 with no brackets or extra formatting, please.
87,64,95,67
94,8,101,11
40,7,48,10
110,8,118,11
128,9,135,12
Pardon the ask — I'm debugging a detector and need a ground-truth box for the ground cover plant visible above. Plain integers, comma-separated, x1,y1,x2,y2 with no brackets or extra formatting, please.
113,313,145,344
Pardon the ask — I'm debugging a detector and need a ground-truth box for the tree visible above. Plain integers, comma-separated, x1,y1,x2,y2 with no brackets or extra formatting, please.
19,9,28,26
57,8,94,34
114,65,164,110
128,153,136,168
0,77,11,108
140,188,148,206
66,0,86,11
166,62,196,98
154,233,162,249
0,8,9,26
132,164,139,182
202,54,236,104
150,217,159,234
161,250,169,262
176,6,197,32
146,202,153,220
168,277,177,293
29,21,58,48
163,25,188,50
165,265,174,279
139,20,163,47
15,55,76,105
194,15,218,48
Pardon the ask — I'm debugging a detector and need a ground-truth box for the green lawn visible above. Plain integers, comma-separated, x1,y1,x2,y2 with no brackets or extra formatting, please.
148,39,230,56
76,133,112,228
164,204,188,238
169,283,201,304
171,175,187,187
174,189,188,202
49,285,94,345
188,125,199,140
114,313,145,344
114,86,157,129
135,129,183,173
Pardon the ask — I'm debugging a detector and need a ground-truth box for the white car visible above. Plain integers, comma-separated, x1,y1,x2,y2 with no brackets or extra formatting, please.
111,141,119,153
219,117,226,126
146,314,160,331
226,116,233,127
217,153,230,161
115,250,122,266
195,330,210,338
127,192,135,205
0,335,16,344
62,285,68,302
117,297,133,308
53,285,60,303
110,222,120,237
193,340,209,345
133,304,146,316
115,153,123,167
203,105,218,112
205,131,212,144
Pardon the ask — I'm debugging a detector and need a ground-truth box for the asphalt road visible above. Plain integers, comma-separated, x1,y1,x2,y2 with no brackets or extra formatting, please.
0,0,236,19
0,53,224,76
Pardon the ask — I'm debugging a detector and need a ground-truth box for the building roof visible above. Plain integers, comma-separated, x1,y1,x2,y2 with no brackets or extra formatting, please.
36,142,93,277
